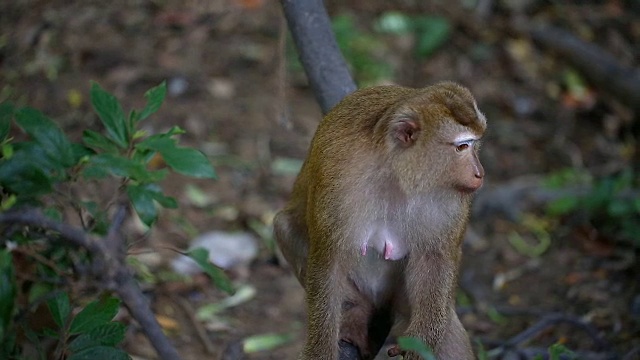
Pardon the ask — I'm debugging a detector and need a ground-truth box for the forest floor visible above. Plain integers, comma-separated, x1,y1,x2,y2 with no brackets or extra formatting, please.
1,0,639,359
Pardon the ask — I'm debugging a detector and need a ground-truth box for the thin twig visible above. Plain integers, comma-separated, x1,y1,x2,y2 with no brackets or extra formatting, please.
175,296,216,355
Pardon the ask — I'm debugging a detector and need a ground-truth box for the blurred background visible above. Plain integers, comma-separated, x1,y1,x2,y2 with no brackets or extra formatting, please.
1,0,639,358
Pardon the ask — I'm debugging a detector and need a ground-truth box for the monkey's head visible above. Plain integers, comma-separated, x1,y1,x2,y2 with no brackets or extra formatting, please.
377,82,487,197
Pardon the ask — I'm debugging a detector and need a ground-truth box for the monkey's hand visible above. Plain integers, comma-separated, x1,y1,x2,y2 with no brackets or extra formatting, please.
387,345,404,358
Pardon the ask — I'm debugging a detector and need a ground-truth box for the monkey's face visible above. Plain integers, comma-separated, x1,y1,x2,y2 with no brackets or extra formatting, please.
385,83,486,197
391,123,484,196
448,130,484,193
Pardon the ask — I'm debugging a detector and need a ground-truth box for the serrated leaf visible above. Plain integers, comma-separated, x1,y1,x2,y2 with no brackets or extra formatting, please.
90,82,128,148
413,16,451,59
15,107,76,167
68,333,101,353
0,102,14,141
138,82,167,122
68,346,130,360
69,322,127,352
397,337,436,360
188,248,234,295
82,130,119,153
47,292,70,328
126,184,158,226
69,297,120,335
137,137,215,178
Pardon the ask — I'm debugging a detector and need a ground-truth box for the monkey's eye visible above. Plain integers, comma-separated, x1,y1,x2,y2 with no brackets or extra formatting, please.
456,143,469,152
454,141,472,152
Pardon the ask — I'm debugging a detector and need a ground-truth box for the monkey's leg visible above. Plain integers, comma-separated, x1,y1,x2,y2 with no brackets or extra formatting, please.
273,209,309,284
339,286,393,360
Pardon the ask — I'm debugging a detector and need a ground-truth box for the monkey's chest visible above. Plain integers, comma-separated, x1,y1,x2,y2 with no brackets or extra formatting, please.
350,246,405,307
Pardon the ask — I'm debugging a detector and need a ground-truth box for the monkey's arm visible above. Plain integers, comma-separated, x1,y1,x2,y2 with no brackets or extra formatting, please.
401,250,472,360
301,237,342,360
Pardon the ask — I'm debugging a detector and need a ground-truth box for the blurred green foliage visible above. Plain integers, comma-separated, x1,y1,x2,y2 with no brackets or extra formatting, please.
332,13,392,86
287,11,453,86
546,168,640,245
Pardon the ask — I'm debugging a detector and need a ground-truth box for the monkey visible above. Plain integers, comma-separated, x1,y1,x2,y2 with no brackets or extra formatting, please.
274,81,486,360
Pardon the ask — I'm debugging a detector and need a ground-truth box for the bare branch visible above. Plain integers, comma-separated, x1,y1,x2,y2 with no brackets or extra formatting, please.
527,25,640,111
280,0,356,114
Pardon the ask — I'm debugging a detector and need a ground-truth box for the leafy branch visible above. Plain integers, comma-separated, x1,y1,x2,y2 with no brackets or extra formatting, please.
0,82,228,360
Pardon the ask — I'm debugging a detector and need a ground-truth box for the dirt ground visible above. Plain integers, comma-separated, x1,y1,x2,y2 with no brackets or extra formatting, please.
1,0,639,359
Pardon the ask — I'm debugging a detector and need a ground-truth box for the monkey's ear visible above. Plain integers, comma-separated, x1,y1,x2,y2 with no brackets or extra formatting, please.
391,118,420,147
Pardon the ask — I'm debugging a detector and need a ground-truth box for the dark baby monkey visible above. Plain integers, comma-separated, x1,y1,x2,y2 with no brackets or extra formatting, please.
275,82,486,360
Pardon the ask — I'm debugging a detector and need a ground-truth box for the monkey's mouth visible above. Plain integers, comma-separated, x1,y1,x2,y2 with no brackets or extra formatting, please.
456,183,482,194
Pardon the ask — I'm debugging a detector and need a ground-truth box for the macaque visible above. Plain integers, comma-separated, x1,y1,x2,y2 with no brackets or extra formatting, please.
274,82,486,360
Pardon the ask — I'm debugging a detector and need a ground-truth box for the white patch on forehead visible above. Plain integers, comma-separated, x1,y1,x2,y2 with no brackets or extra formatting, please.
473,101,487,126
454,131,479,143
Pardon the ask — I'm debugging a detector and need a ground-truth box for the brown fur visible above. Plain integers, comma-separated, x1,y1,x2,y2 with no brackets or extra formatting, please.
274,82,486,360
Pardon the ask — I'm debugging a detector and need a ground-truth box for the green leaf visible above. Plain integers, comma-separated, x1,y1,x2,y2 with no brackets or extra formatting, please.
47,292,70,328
126,184,158,226
90,82,128,148
162,146,215,178
15,107,76,167
0,102,14,141
546,197,579,216
68,346,130,360
0,156,53,196
126,183,177,226
548,343,576,360
68,334,100,353
69,297,120,335
243,332,294,353
134,183,178,209
138,82,167,122
608,199,633,217
412,16,451,59
83,153,167,182
376,11,412,34
137,137,216,178
397,337,436,360
188,248,234,295
69,322,127,352
0,250,16,338
82,130,120,153
197,285,256,320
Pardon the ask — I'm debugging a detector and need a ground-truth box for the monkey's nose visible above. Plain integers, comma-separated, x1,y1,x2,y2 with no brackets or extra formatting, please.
474,164,485,179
